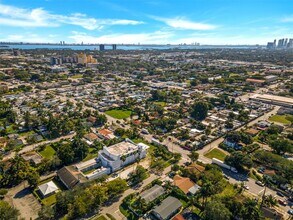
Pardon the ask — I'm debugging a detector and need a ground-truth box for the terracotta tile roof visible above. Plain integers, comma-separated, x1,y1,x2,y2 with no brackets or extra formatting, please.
173,175,195,194
173,214,185,220
84,133,98,141
98,129,112,136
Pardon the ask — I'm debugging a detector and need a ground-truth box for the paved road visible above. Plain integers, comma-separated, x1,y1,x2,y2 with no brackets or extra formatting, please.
99,166,172,220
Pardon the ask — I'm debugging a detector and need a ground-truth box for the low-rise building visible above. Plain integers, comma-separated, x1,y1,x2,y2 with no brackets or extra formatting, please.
140,184,165,204
99,139,148,172
38,181,59,198
151,196,182,220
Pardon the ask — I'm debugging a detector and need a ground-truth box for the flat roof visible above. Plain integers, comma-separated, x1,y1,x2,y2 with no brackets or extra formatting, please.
107,141,138,156
251,94,293,105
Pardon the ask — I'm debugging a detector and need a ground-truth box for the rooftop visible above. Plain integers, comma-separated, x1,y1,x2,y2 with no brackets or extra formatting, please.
140,184,165,203
152,196,182,220
173,175,196,194
251,94,293,105
107,141,138,156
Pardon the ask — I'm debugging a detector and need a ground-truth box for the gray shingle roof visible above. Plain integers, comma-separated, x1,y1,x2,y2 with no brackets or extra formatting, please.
152,196,182,220
140,184,165,203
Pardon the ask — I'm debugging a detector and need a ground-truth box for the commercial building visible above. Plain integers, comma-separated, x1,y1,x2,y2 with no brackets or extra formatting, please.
151,196,182,220
99,44,105,51
264,75,278,83
99,139,148,172
250,94,293,108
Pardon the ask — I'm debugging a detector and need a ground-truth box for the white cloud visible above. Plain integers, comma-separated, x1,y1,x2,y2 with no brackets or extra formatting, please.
152,16,216,30
281,15,293,22
0,3,143,30
69,31,174,44
0,34,56,43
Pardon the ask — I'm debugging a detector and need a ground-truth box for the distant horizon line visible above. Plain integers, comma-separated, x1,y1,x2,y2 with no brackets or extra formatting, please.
0,42,265,46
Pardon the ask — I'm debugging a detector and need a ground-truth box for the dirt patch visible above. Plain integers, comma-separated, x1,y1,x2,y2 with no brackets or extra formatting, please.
5,181,41,219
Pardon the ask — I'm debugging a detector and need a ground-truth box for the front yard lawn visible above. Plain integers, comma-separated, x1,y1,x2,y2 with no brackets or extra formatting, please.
204,148,227,161
39,145,56,159
105,109,132,119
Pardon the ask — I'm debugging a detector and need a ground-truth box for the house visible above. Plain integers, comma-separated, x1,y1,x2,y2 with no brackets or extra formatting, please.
57,166,80,189
261,207,283,220
173,175,201,195
151,196,182,220
21,151,43,165
140,184,165,204
99,139,148,172
38,181,59,198
223,139,243,150
186,163,205,178
97,128,115,140
173,214,185,220
84,132,99,144
245,128,260,136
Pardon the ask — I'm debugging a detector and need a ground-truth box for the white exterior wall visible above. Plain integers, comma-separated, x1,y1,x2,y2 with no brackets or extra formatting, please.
98,142,148,172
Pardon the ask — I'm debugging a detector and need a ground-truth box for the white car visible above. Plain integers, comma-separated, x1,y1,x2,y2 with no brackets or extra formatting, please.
243,185,249,190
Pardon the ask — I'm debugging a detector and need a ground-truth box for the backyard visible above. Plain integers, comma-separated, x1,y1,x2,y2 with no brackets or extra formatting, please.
105,109,132,119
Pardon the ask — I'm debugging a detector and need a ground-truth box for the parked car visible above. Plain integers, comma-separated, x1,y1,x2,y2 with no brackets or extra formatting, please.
256,181,265,187
288,209,293,215
243,185,249,190
223,174,230,180
278,199,287,206
277,191,285,197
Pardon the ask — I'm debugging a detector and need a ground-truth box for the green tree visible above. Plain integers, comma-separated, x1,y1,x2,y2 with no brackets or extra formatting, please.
191,101,209,120
225,151,253,171
188,151,199,163
203,200,232,220
270,138,293,155
240,198,262,220
0,200,19,220
37,206,55,220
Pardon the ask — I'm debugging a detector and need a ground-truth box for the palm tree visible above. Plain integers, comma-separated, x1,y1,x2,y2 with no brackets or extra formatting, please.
241,198,262,220
261,176,270,207
262,195,277,208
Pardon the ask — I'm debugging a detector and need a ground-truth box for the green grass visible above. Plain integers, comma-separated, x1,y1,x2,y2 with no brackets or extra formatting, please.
153,101,166,107
204,148,227,161
269,114,292,125
39,145,56,159
42,194,57,206
82,147,98,162
92,215,107,220
217,183,238,198
105,109,132,119
71,74,83,79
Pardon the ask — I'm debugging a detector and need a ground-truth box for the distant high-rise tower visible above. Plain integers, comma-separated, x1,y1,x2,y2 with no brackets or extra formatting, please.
112,44,117,50
273,39,276,48
283,38,288,47
99,44,105,51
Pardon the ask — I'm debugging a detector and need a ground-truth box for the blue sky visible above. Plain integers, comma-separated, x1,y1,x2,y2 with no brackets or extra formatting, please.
0,0,292,44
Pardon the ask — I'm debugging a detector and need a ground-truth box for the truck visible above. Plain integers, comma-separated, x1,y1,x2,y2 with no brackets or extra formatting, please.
212,158,238,173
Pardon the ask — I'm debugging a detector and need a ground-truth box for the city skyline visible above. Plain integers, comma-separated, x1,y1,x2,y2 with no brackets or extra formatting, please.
0,0,292,45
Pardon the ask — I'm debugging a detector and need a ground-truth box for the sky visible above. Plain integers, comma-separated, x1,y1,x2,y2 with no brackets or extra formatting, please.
0,0,292,45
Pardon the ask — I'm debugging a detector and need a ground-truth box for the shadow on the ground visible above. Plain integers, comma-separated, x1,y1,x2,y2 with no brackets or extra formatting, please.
14,187,31,199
